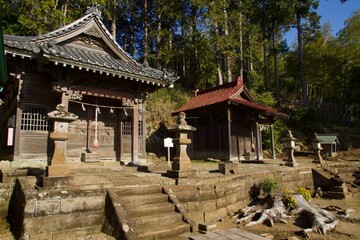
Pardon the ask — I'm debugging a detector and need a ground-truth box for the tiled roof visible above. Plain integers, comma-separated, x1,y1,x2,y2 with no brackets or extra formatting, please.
174,78,287,118
3,7,177,87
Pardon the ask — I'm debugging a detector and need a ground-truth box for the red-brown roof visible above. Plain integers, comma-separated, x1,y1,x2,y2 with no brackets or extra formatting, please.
173,78,287,118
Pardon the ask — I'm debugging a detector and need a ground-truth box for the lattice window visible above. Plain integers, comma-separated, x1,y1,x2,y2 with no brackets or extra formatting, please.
21,107,52,131
122,121,143,136
122,121,132,135
138,121,143,136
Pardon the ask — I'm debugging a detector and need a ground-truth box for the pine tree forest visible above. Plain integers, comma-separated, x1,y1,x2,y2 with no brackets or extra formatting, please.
1,0,360,144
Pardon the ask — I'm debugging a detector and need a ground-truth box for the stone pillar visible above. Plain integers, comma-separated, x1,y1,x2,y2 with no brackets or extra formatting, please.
282,130,298,167
312,133,323,164
167,112,197,179
46,104,78,176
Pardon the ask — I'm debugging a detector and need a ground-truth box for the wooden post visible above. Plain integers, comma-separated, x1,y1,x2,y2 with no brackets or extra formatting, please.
132,105,139,164
255,123,261,161
227,105,232,161
270,124,276,159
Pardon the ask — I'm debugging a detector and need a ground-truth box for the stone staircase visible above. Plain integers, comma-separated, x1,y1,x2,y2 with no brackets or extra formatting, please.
314,164,360,196
110,185,190,239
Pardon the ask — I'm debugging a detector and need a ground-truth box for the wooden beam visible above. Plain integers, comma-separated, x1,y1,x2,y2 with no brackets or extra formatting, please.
132,105,139,164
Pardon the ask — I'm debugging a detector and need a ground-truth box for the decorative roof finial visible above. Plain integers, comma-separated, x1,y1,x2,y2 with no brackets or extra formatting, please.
86,4,102,19
236,76,243,86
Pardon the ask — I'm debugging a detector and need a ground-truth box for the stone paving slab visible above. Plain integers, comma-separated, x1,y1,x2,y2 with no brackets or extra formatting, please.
189,228,268,240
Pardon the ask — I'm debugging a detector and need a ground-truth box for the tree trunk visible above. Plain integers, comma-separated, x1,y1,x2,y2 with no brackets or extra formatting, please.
60,0,68,26
143,0,149,65
237,0,244,80
215,21,223,85
110,17,116,39
248,34,254,87
156,1,162,69
272,27,279,101
264,43,269,90
223,1,232,82
297,11,308,107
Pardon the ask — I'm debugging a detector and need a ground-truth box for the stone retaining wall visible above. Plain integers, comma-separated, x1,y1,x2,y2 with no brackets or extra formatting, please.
8,177,107,239
170,167,314,223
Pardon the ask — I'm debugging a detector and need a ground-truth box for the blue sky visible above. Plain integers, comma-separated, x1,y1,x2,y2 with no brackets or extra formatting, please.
285,0,360,45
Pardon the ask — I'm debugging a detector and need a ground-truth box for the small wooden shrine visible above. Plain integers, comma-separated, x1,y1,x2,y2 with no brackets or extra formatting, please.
173,77,287,161
0,7,176,166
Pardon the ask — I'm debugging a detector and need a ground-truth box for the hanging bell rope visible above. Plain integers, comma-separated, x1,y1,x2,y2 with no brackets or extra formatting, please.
92,106,100,148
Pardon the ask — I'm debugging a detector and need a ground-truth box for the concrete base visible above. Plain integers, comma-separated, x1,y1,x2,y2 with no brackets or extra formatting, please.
40,175,74,188
167,170,196,178
47,165,70,176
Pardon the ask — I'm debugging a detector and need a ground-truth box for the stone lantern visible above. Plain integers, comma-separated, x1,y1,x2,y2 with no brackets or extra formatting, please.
46,104,78,176
312,133,323,164
282,130,298,167
167,112,197,178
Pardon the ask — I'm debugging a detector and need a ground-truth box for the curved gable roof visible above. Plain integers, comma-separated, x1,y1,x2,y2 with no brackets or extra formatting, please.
3,7,177,87
174,77,287,118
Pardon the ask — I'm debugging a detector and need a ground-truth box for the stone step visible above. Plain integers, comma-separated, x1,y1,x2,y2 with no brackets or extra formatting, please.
115,186,163,196
119,193,169,206
132,211,184,229
126,201,175,217
136,222,190,240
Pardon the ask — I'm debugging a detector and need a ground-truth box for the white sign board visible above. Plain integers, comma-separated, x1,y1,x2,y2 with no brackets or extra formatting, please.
164,137,174,148
7,127,14,146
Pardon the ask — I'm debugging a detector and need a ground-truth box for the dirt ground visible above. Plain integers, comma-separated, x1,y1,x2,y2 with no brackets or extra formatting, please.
215,192,360,240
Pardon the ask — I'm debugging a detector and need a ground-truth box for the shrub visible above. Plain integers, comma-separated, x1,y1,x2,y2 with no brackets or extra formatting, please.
283,189,296,210
295,187,312,201
258,178,279,196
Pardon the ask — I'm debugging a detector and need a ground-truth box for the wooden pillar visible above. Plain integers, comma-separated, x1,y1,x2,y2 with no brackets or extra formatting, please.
270,124,276,159
227,105,232,160
14,77,22,158
132,105,139,164
255,123,261,161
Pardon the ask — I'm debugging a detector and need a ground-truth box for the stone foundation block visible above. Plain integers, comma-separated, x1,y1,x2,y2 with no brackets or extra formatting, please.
226,201,246,214
34,200,61,217
204,207,227,222
188,211,204,223
167,170,196,178
23,211,103,235
0,169,28,183
60,196,104,213
187,200,216,212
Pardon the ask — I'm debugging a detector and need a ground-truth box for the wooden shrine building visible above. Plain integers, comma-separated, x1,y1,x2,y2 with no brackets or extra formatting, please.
0,7,176,166
173,78,287,161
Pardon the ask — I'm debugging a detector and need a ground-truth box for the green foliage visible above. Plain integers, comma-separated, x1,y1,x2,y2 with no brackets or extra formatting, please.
146,88,191,137
283,189,296,210
259,178,279,196
295,187,312,201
